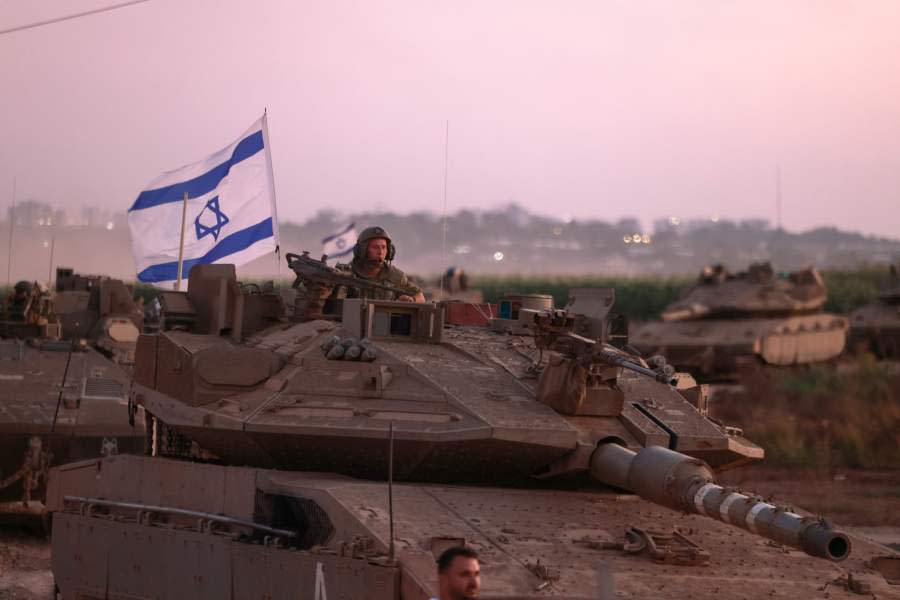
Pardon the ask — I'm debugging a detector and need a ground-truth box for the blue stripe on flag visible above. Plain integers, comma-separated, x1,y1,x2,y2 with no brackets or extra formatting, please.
130,131,264,212
321,222,355,244
136,217,274,283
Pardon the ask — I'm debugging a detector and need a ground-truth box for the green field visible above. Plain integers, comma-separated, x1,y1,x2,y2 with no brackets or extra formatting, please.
471,268,885,319
2,268,885,320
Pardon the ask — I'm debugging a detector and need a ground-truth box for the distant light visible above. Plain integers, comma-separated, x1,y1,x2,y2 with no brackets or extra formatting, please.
106,221,114,230
641,234,651,244
42,240,50,248
453,244,471,255
552,226,563,236
631,233,642,243
46,218,52,226
709,214,720,223
38,218,45,226
623,235,631,244
561,213,573,224
668,216,681,226
493,251,504,261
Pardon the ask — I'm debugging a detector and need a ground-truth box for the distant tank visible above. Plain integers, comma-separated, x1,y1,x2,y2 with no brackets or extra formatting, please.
0,276,143,505
42,258,894,599
632,262,848,377
848,263,900,358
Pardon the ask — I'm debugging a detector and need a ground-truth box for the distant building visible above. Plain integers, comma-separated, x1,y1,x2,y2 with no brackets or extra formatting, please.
7,200,65,228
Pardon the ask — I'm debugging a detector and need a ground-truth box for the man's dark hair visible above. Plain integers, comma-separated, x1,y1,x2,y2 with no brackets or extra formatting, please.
437,546,479,573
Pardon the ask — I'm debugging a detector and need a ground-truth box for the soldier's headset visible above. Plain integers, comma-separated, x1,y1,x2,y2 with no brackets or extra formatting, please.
353,232,396,262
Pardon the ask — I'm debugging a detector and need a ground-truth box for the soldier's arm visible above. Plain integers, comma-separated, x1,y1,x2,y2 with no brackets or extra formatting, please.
394,270,425,303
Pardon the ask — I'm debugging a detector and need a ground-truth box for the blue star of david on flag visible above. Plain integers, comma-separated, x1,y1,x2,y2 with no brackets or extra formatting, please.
194,196,230,241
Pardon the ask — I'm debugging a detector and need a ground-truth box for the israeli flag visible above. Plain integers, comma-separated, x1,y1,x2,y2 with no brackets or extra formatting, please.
127,115,279,288
321,222,357,260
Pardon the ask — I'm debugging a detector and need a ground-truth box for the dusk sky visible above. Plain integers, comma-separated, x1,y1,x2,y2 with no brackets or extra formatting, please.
2,1,899,237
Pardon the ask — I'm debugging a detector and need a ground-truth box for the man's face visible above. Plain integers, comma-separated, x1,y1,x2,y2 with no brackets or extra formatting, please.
366,238,388,262
440,557,481,599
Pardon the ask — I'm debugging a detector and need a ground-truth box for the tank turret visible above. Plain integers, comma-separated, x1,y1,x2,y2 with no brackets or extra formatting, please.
53,267,144,365
633,263,848,376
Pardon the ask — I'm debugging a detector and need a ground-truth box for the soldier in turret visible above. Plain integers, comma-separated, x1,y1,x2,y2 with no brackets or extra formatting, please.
300,226,424,320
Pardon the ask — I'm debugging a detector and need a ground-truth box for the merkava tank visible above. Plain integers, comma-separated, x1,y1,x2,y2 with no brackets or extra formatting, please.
632,262,848,377
848,263,900,358
43,258,897,599
0,277,143,505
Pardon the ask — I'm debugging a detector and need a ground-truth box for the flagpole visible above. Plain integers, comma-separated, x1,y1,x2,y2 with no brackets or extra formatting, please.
175,191,188,291
261,110,281,281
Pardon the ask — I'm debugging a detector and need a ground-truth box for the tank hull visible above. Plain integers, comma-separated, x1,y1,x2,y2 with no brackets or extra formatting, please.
46,455,900,600
849,303,900,358
633,314,848,376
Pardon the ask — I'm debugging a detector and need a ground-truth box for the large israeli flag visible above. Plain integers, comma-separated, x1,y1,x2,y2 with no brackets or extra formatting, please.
127,115,279,288
321,222,357,260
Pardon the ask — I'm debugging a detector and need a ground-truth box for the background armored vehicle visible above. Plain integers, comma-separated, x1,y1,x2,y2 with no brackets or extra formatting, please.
849,263,900,358
0,338,142,504
43,261,897,599
53,267,144,365
0,271,144,505
632,262,848,377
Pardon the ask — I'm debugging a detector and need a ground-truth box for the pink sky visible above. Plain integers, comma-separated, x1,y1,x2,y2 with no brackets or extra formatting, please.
2,1,899,237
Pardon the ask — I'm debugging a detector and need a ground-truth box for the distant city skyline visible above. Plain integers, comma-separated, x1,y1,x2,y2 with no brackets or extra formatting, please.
2,1,899,238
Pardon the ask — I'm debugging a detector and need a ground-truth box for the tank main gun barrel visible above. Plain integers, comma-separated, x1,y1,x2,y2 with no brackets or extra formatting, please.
589,443,851,562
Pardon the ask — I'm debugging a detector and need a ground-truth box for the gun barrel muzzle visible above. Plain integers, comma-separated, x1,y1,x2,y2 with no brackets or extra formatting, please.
589,444,851,562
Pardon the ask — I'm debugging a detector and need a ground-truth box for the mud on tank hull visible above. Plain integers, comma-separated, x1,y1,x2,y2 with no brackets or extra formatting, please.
632,314,848,377
44,454,900,600
848,303,900,359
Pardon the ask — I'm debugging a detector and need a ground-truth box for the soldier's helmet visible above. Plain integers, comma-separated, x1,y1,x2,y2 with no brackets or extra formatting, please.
354,226,396,262
13,281,33,296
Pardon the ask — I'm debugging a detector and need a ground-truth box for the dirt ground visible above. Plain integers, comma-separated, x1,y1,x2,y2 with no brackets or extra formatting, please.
0,503,53,600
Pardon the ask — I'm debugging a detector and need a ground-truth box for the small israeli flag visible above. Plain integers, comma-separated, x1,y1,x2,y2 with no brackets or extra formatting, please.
321,222,357,260
127,115,279,288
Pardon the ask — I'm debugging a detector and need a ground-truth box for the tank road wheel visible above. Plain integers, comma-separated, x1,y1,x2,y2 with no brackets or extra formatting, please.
145,413,156,456
146,413,193,459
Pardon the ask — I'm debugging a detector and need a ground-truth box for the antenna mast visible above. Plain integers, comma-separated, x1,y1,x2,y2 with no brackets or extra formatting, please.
7,178,15,286
387,421,396,562
775,165,782,231
438,121,449,300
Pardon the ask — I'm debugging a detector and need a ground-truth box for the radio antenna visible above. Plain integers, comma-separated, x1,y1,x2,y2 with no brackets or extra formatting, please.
7,178,15,286
776,164,783,231
438,121,449,300
388,421,396,561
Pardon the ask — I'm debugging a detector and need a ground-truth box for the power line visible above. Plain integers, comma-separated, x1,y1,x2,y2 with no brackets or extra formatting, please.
0,0,150,36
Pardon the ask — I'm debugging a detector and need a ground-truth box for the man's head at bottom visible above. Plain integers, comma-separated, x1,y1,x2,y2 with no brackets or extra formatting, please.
437,546,481,599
